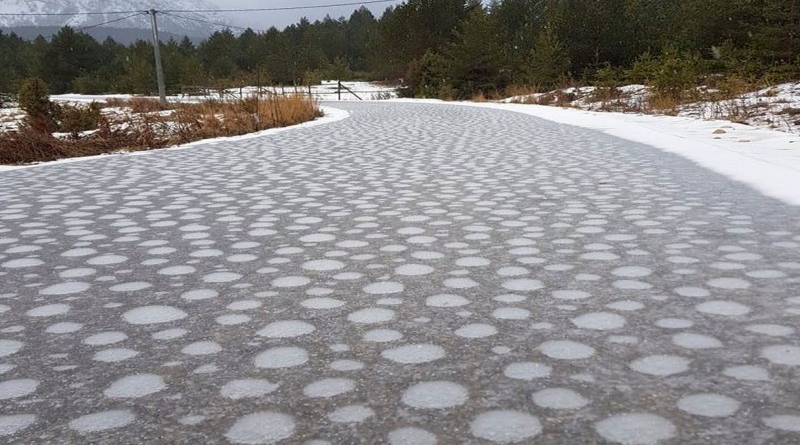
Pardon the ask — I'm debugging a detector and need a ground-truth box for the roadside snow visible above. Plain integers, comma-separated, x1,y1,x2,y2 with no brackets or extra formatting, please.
0,106,349,172
50,81,397,105
457,101,800,206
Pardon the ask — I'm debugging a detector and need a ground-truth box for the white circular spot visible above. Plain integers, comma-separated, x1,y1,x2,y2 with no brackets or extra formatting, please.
595,413,676,445
708,277,750,289
456,257,491,267
696,301,750,316
221,379,279,400
0,379,38,400
2,258,43,268
301,298,344,309
272,276,311,288
455,324,497,338
672,333,723,349
181,289,218,301
347,308,395,324
363,281,404,294
761,345,800,366
492,307,531,320
388,427,438,445
0,340,24,358
677,393,740,417
532,388,588,410
426,294,470,307
39,282,90,295
612,267,652,277
402,381,469,409
364,329,403,343
504,362,552,380
123,306,187,325
46,322,83,334
225,412,295,444
327,405,374,423
299,233,335,243
87,255,127,266
303,378,355,398
93,348,139,362
630,355,690,376
746,324,795,337
655,318,693,329
109,282,151,292
69,410,134,433
553,290,591,300
674,287,710,298
470,410,541,443
254,347,309,369
181,341,222,355
104,374,166,398
571,312,626,330
396,264,435,275
0,414,35,436
203,272,242,283
303,260,345,271
84,331,127,346
502,279,543,292
722,365,769,381
158,265,195,276
764,415,800,432
382,344,445,364
26,304,70,317
539,340,595,360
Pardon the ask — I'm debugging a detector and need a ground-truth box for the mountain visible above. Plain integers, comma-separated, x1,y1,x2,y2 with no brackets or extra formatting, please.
0,0,229,39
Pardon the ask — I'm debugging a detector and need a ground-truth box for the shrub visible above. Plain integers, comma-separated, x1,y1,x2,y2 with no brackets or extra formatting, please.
57,102,103,135
18,77,57,132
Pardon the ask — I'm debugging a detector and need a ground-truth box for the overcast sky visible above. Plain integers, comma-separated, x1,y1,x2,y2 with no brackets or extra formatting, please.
207,0,405,30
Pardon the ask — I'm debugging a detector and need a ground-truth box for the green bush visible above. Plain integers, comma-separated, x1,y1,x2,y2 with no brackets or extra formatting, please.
18,77,57,132
626,47,704,101
56,102,102,135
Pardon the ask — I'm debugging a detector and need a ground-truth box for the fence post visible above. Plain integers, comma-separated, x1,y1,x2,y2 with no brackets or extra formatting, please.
338,80,341,101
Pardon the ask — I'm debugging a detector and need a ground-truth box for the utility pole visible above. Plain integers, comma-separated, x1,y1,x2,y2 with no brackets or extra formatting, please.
148,9,167,104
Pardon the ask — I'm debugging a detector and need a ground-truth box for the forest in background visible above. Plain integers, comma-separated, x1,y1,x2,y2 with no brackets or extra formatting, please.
0,0,798,100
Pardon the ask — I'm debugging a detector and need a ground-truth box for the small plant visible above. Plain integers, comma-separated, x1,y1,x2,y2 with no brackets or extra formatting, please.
57,102,103,136
370,91,393,100
18,77,57,132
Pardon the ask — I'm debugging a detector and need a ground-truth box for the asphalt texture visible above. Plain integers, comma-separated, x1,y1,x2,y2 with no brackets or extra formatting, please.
1,102,800,444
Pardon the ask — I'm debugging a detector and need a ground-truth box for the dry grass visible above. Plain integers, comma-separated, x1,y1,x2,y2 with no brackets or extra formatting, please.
0,95,321,165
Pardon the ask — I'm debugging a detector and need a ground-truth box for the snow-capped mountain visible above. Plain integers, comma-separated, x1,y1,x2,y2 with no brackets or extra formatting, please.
0,0,228,37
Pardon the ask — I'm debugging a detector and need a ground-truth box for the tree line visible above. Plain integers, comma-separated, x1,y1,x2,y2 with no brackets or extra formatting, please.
1,0,798,99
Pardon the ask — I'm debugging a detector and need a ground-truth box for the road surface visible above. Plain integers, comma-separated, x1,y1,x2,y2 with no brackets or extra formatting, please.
1,102,799,444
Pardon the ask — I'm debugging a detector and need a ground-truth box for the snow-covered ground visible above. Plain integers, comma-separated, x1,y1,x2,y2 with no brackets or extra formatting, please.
0,106,349,172
505,82,800,135
49,81,398,105
456,101,800,206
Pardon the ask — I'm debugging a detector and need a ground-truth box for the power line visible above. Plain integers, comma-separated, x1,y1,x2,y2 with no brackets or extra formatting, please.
160,0,397,14
0,1,398,18
78,12,147,31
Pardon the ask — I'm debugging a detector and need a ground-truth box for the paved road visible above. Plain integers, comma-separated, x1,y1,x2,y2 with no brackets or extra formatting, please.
1,102,799,444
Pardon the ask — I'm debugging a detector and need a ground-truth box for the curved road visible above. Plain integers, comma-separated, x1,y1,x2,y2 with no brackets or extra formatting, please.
1,103,799,444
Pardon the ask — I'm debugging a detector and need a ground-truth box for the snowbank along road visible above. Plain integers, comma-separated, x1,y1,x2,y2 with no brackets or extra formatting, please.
1,102,800,444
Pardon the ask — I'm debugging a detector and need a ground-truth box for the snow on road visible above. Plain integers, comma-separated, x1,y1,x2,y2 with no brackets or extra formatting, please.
455,101,800,206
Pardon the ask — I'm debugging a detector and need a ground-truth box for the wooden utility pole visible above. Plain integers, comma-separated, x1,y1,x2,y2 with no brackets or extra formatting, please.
149,9,167,104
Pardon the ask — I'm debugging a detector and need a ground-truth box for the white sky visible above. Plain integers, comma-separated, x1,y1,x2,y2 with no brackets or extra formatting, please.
207,0,405,30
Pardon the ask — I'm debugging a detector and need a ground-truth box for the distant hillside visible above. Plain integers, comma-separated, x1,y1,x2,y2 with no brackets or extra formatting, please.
0,0,227,38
